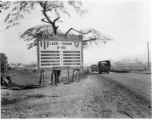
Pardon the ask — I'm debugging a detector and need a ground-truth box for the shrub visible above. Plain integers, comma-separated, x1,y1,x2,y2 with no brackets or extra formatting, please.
0,53,8,74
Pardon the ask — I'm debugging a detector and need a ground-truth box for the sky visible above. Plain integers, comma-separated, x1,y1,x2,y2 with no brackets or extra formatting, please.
0,0,151,65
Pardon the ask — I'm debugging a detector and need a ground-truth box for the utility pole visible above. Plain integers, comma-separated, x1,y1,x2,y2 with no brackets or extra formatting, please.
147,42,150,70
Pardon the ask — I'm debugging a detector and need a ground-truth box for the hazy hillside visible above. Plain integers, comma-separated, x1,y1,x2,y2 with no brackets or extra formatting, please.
114,52,151,63
83,52,151,67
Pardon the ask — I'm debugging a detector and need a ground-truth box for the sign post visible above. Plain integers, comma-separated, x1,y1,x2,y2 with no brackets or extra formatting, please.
37,34,83,84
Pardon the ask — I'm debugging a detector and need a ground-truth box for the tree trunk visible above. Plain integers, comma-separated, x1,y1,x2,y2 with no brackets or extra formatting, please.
52,18,61,85
52,26,61,85
42,10,61,85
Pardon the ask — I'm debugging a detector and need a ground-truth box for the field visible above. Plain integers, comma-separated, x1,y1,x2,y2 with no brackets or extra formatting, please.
110,63,151,74
2,68,89,88
112,63,149,69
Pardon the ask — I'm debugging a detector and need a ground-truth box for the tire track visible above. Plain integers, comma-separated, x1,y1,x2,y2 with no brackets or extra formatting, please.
95,74,151,118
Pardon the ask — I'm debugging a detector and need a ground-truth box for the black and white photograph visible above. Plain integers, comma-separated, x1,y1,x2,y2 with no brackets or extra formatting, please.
0,0,151,118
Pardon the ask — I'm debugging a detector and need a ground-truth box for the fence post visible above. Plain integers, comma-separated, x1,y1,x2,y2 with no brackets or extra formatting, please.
68,69,70,83
50,71,53,85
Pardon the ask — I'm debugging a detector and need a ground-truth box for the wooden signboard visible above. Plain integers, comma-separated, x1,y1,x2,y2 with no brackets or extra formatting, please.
37,34,83,70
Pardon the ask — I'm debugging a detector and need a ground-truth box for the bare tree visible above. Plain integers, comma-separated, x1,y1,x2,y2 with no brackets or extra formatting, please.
2,1,113,85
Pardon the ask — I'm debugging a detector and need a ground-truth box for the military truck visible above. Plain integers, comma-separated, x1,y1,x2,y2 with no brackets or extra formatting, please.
90,64,98,72
98,60,111,74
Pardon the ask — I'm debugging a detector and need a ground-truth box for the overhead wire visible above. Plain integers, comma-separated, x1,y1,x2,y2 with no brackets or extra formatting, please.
5,30,26,63
0,23,26,63
0,31,26,63
0,13,44,64
22,15,43,20
116,40,147,45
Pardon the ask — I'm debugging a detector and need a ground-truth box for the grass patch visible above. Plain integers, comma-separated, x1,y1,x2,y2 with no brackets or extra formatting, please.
110,69,130,73
26,94,46,99
1,98,20,105
1,94,46,105
3,68,90,87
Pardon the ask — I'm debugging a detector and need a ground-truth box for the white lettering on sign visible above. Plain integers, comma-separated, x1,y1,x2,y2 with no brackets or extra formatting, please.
62,42,72,45
57,46,66,49
50,42,58,45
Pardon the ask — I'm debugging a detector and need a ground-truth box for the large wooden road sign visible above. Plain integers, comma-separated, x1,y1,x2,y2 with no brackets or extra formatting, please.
37,34,83,70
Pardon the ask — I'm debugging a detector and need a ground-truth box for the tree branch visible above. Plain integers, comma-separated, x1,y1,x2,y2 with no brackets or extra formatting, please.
46,7,56,12
83,38,96,42
53,17,60,23
38,1,53,25
41,19,49,23
39,1,44,8
65,28,91,35
43,12,52,23
46,6,61,12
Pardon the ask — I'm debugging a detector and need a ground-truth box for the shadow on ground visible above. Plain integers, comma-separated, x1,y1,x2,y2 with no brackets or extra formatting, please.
89,72,99,75
1,83,43,91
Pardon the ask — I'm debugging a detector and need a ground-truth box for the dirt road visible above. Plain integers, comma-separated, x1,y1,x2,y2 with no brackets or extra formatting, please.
97,72,151,100
1,74,151,118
